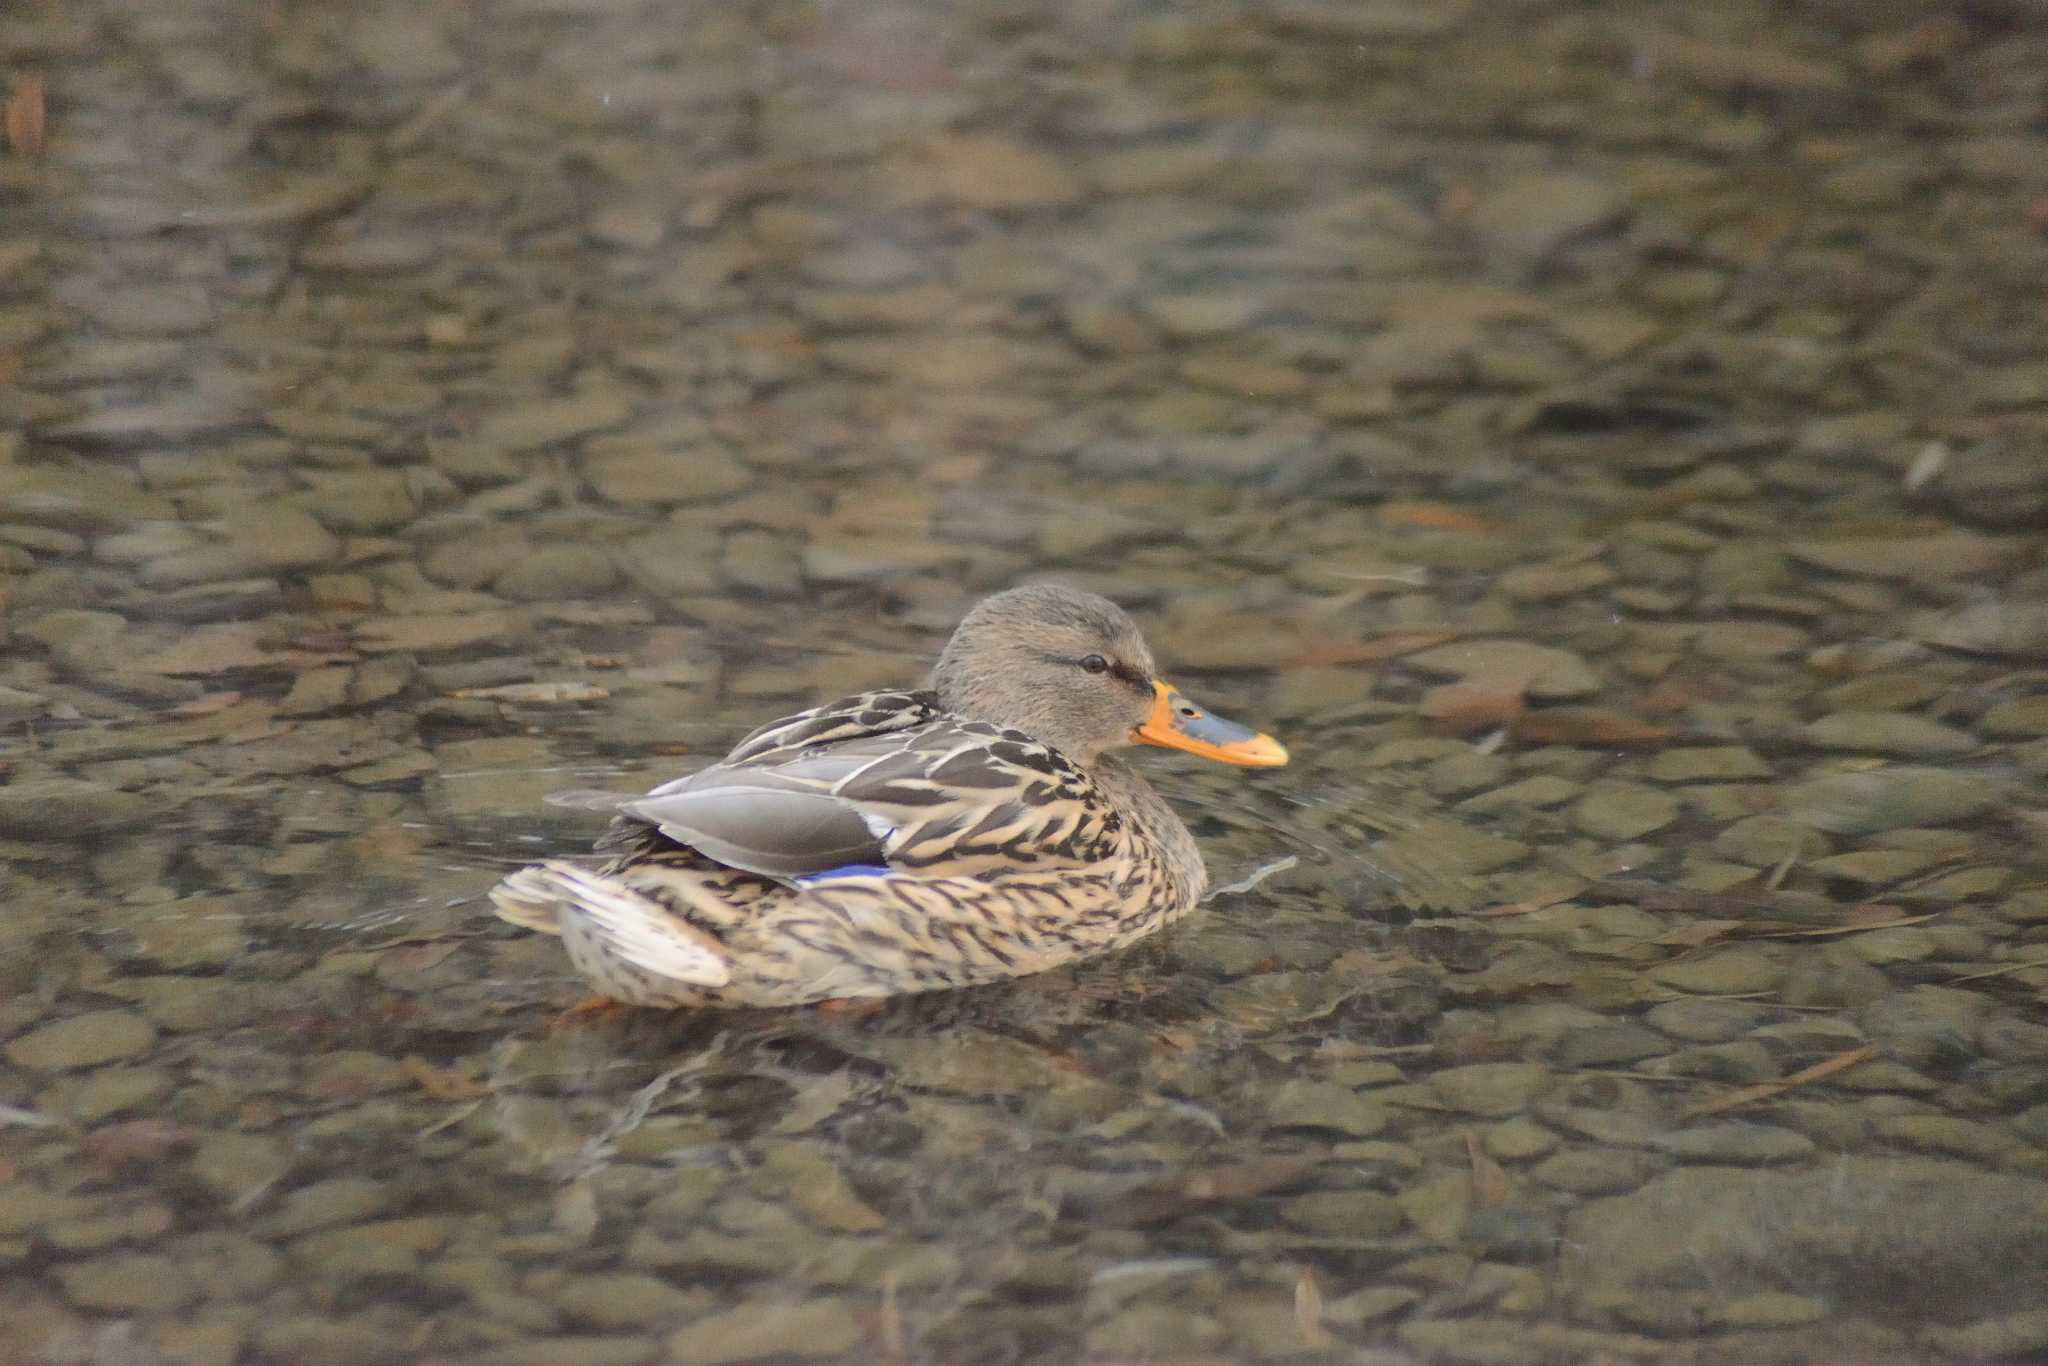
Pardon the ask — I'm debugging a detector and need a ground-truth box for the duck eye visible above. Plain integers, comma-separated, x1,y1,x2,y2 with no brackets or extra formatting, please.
1080,654,1110,674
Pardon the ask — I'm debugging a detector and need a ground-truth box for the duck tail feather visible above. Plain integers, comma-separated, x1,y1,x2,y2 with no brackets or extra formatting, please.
535,860,733,988
488,865,570,935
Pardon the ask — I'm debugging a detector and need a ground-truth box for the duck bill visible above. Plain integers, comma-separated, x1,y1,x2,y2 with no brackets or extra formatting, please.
1132,680,1289,767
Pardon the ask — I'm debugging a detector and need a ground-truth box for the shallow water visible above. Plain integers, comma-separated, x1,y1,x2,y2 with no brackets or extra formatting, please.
4,0,2048,1362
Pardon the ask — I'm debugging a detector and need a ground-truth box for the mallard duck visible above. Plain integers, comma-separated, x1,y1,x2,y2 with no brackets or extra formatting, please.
489,583,1287,1008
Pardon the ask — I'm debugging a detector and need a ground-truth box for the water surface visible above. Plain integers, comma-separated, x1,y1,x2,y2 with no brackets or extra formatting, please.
4,1,2047,1362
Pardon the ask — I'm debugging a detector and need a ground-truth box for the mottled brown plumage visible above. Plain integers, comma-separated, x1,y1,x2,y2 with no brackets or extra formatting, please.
489,584,1286,1007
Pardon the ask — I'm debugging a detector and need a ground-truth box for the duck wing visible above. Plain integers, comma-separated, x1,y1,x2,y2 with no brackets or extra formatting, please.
721,688,945,765
613,691,1116,882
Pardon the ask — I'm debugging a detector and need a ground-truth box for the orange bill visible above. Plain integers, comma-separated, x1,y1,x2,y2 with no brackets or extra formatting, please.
1133,680,1289,767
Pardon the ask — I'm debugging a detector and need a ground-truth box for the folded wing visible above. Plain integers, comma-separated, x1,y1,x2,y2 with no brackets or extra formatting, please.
605,691,1112,884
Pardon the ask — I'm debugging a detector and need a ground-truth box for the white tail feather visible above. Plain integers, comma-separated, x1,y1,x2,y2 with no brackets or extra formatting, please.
488,866,569,934
530,861,732,988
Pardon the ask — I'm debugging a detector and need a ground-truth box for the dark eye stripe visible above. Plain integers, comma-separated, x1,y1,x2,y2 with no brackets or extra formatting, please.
1036,650,1151,692
1111,662,1150,691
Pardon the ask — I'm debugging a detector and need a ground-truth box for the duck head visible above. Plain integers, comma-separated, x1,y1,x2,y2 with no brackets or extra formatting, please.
932,583,1288,769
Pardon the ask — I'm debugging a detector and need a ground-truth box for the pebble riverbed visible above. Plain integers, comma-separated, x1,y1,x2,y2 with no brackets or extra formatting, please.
3,0,2047,1362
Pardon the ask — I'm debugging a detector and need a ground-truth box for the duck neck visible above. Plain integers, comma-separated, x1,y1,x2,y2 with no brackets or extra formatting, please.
1087,754,1207,911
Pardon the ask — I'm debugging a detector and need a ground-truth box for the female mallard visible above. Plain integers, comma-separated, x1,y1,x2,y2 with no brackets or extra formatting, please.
489,584,1286,1007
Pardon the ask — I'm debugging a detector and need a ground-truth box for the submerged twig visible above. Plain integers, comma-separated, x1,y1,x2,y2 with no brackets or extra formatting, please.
1681,1044,1876,1119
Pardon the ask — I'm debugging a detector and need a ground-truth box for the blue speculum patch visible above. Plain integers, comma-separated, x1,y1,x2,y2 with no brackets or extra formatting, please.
795,864,895,883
